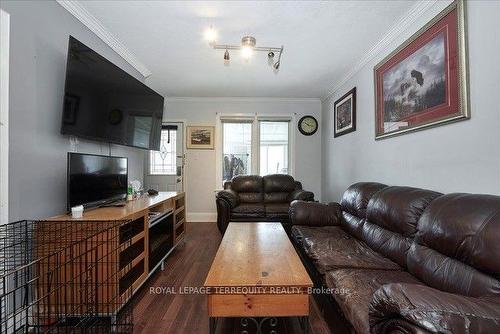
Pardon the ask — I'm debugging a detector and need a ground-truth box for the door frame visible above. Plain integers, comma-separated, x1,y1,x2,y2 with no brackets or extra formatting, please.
0,9,10,225
145,120,186,192
167,120,186,192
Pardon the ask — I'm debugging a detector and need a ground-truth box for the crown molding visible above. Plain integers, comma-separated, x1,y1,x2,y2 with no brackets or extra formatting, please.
56,0,152,78
321,0,440,102
166,96,321,103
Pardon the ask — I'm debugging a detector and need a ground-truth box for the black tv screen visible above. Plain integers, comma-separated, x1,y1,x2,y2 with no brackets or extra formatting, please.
61,36,163,150
67,153,128,210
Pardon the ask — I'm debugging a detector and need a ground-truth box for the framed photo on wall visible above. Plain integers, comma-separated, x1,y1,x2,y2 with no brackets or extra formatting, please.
374,0,469,139
334,87,356,137
186,126,215,149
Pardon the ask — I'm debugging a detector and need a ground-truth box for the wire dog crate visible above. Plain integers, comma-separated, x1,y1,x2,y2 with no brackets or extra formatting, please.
0,220,134,333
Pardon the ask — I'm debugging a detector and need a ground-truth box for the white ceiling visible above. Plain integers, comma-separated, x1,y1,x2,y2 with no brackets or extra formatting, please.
78,1,418,98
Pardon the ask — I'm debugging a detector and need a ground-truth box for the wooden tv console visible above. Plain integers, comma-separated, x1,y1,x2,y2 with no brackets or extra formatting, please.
46,191,186,311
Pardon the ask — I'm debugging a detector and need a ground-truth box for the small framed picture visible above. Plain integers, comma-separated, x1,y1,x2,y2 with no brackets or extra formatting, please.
334,87,356,137
186,126,215,150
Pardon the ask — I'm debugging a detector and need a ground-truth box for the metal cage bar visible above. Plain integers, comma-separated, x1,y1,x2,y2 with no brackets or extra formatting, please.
0,220,134,333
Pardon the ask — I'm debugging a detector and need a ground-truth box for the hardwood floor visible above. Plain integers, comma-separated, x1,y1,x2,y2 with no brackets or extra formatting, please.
132,222,331,334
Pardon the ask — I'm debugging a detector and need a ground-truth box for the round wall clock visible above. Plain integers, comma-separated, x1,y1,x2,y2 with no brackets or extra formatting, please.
298,116,318,136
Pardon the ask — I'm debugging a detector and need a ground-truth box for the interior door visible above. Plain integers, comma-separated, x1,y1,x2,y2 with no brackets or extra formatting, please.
144,122,184,192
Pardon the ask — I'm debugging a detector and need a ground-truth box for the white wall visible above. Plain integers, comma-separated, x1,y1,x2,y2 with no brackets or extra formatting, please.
321,0,500,202
165,98,322,222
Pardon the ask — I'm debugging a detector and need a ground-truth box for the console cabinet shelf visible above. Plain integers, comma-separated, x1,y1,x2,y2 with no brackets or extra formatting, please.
46,191,186,314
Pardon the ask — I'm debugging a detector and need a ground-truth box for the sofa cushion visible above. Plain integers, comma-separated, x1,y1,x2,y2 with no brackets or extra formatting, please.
408,244,500,299
408,193,500,298
325,269,422,334
264,192,289,203
370,283,500,334
359,221,413,271
264,203,289,219
231,175,263,203
290,201,342,227
231,175,263,192
361,186,442,269
263,174,296,203
340,211,365,240
340,182,388,219
231,203,265,218
293,226,400,274
290,225,335,250
263,174,296,192
291,225,339,248
365,186,442,237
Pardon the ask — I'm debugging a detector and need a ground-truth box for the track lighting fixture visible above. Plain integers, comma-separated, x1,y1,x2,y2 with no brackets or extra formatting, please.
267,51,275,66
205,25,217,47
223,49,230,66
273,46,283,74
206,29,284,72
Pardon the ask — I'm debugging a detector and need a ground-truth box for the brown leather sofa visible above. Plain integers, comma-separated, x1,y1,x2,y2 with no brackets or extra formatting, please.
216,174,314,234
289,182,500,334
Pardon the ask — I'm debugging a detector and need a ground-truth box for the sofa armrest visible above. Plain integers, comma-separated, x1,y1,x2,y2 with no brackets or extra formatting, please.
216,189,239,208
369,283,500,334
289,200,342,227
288,189,314,202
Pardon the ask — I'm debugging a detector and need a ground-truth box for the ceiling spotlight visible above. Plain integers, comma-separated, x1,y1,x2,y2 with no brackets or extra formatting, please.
241,36,256,49
205,25,217,46
241,46,253,61
273,61,280,73
207,33,284,71
267,51,275,66
241,36,256,61
273,46,283,73
223,49,230,66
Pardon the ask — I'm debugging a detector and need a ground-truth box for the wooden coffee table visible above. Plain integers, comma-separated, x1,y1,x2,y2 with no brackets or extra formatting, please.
204,222,313,333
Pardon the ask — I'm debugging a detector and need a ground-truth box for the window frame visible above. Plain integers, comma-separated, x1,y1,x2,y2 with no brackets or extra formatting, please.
216,113,295,187
221,119,254,181
257,119,291,176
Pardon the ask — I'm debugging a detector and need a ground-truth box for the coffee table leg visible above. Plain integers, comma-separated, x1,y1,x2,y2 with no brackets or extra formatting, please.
209,317,217,334
299,316,309,334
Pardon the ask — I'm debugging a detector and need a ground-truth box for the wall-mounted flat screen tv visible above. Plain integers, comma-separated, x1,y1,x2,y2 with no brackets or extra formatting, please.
61,36,163,150
67,153,128,210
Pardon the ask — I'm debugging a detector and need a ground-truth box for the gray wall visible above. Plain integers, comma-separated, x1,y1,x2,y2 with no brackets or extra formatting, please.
1,0,146,221
321,0,500,202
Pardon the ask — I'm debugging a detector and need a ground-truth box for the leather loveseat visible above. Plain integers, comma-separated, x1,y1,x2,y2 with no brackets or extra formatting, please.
289,182,500,334
216,174,314,234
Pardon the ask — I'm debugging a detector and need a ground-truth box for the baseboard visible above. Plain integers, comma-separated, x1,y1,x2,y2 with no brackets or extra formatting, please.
187,212,217,223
